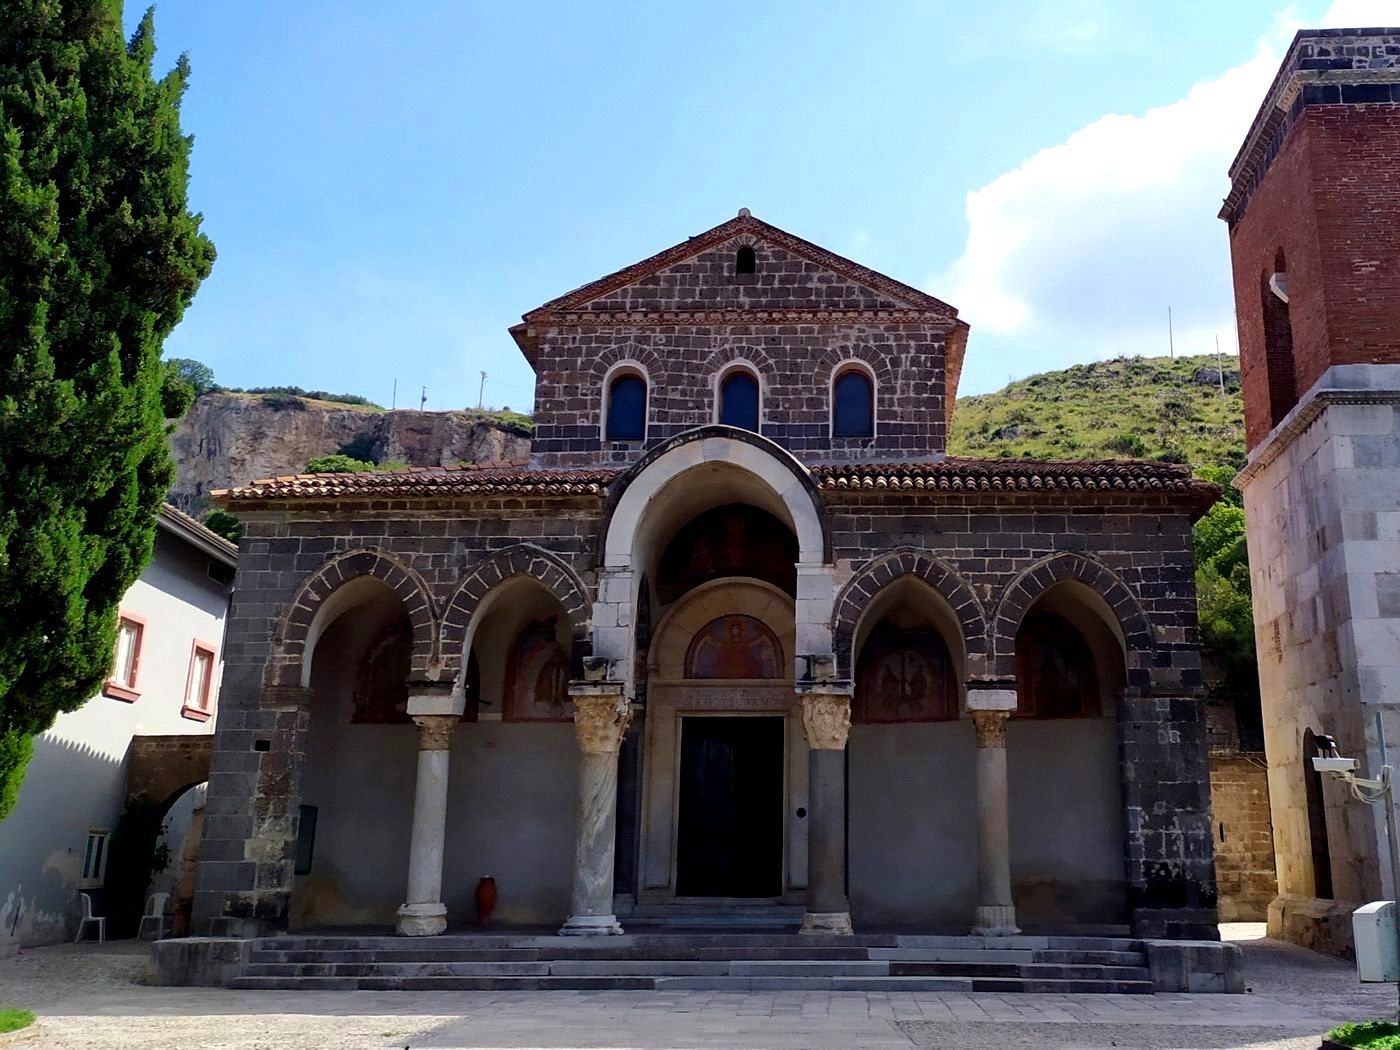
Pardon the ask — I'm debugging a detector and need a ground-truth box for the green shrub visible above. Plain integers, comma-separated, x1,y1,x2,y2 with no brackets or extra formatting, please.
1328,1020,1400,1049
0,1009,35,1034
305,454,377,474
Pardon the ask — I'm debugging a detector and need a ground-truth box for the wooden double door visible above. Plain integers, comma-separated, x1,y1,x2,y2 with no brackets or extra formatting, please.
675,716,784,897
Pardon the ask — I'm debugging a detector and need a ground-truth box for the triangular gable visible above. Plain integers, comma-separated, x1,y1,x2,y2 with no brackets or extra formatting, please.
521,211,959,320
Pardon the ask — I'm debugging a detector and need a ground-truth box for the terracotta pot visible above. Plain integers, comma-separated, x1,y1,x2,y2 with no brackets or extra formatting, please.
475,876,497,924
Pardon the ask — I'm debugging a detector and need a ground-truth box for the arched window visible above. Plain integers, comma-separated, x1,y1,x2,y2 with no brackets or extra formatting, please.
832,367,874,438
1260,249,1297,428
719,370,760,431
605,372,646,441
735,245,756,275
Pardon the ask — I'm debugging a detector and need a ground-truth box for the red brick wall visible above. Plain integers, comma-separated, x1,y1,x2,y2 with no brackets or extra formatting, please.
1228,106,1400,450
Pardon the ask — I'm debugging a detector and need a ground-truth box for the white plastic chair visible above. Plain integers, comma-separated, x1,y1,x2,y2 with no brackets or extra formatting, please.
74,892,105,943
138,892,170,940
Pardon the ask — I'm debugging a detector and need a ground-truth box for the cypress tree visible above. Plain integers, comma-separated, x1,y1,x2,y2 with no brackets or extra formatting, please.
0,1,215,817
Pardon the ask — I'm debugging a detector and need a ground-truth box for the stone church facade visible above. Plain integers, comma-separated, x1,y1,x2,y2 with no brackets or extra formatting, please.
198,211,1220,943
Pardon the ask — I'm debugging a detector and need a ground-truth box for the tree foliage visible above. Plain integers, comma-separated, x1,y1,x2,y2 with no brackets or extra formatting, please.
166,356,215,396
305,453,378,474
0,1,215,817
201,509,242,544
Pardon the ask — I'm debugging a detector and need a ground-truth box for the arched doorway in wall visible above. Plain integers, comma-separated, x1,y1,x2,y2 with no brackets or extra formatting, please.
636,500,802,903
1009,580,1129,928
847,576,975,926
293,575,419,928
1302,729,1335,900
441,574,580,926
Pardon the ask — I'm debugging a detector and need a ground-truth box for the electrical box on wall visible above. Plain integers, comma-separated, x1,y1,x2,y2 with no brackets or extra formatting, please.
1354,902,1400,982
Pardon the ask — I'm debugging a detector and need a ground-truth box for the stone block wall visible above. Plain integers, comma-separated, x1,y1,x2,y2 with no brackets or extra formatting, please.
193,497,606,935
530,319,951,467
195,484,1219,937
823,491,1219,937
1208,752,1277,921
1238,391,1400,945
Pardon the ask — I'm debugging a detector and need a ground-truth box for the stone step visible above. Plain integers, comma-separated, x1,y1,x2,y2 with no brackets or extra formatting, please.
868,947,1037,963
891,935,1141,952
230,975,657,991
727,960,890,977
889,962,1152,981
248,949,544,964
1033,949,1148,966
243,961,553,978
654,976,975,992
967,977,1155,994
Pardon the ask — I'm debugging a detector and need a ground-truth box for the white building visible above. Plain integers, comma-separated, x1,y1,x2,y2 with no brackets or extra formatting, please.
0,506,235,947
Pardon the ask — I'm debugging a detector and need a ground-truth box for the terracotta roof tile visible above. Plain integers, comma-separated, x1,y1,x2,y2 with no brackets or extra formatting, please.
211,465,618,504
815,457,1219,507
211,457,1219,517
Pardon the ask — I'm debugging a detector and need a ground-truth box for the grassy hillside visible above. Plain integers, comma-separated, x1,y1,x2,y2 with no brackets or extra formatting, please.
950,355,1244,470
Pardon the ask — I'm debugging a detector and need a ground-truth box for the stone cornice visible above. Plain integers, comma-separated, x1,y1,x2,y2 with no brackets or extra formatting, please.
1237,366,1400,490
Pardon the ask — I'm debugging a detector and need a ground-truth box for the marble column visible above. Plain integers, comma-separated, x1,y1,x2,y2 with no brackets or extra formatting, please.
968,686,1019,936
397,714,457,936
560,684,632,936
799,688,853,936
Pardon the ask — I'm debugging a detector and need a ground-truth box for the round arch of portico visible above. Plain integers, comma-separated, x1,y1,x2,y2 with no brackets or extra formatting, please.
831,547,988,680
439,543,593,686
594,426,833,687
600,425,831,567
267,547,439,690
989,552,1155,682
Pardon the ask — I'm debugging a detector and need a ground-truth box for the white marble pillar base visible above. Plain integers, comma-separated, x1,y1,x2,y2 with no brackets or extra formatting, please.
799,911,854,936
396,902,447,937
558,914,624,936
972,904,1020,936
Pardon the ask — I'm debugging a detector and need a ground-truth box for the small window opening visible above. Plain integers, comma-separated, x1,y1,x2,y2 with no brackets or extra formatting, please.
735,245,756,275
719,371,760,431
1260,249,1297,428
605,373,647,442
833,368,874,438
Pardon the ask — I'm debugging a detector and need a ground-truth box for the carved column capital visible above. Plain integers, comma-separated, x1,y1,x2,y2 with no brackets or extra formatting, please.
413,714,457,752
971,709,1010,749
569,690,632,755
801,692,852,751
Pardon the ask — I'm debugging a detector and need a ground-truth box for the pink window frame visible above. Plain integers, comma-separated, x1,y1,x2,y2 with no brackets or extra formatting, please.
103,613,146,703
181,639,218,722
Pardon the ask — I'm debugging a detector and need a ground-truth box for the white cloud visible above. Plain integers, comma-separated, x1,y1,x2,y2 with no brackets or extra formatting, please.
937,1,1398,387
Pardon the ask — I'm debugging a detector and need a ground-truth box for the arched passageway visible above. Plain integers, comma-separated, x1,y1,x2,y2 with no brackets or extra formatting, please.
846,574,977,926
1007,578,1129,927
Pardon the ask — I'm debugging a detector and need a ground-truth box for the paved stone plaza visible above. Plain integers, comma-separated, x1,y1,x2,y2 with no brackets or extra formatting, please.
0,927,1394,1048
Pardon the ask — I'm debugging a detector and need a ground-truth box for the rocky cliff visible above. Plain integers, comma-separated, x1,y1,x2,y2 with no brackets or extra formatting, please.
168,393,532,512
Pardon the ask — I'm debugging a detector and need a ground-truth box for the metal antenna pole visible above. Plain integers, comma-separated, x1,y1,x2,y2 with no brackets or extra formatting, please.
392,378,397,410
1168,306,1175,359
420,386,427,411
478,371,487,410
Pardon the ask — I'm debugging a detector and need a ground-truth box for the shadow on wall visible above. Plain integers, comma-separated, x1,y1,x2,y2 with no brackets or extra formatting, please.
0,735,126,946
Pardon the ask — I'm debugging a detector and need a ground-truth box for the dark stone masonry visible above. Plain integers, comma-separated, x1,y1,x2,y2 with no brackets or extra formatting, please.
196,211,1222,945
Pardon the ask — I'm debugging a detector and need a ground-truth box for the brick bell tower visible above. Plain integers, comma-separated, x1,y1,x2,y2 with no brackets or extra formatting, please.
1222,28,1400,956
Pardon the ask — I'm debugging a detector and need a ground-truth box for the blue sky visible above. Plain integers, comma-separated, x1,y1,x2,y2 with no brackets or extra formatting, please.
131,0,1387,409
